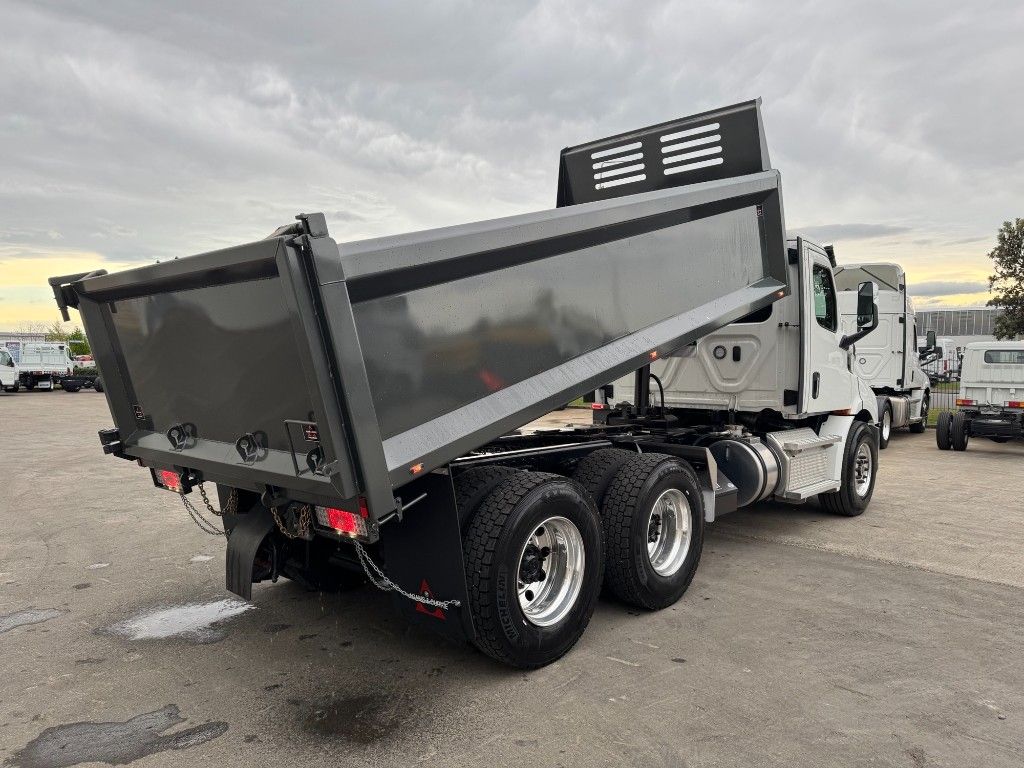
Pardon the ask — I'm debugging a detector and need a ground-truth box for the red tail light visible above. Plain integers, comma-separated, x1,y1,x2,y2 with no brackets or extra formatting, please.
315,502,368,538
1007,401,1023,409
956,398,974,406
591,403,606,410
155,469,183,492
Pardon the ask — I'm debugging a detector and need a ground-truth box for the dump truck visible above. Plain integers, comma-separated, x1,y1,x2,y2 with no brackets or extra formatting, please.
936,341,1024,450
49,99,879,669
835,262,934,447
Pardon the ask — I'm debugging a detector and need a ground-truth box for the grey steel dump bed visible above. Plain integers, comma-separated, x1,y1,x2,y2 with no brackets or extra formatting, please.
51,100,788,539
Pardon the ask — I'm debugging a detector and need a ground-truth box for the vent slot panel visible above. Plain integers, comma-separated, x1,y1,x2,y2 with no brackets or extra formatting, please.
590,143,646,192
558,99,771,206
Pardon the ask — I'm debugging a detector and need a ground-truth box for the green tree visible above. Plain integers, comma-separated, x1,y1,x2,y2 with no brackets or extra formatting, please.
44,321,91,356
987,218,1024,339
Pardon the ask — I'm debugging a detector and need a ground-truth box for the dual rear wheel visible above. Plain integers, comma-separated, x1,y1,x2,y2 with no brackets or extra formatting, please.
457,451,704,668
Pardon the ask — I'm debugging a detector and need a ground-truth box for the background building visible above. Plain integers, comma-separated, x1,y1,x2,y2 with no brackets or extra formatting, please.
915,306,1004,348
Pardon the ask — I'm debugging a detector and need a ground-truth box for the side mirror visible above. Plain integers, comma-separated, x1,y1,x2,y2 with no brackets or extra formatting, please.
926,329,936,350
841,281,878,350
856,281,875,329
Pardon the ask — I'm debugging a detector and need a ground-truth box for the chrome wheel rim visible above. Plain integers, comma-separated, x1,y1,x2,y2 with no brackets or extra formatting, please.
517,516,585,627
853,442,873,497
881,411,891,441
646,488,692,577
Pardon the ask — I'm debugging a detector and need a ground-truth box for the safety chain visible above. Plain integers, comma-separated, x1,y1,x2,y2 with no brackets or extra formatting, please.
179,485,238,537
271,503,312,540
353,541,461,610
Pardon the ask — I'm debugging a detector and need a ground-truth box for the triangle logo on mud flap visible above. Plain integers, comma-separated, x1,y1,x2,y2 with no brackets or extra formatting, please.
415,580,446,620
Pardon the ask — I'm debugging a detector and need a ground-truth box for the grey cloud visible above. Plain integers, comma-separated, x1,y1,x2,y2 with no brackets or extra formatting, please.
0,0,1022,284
911,281,990,297
797,224,912,241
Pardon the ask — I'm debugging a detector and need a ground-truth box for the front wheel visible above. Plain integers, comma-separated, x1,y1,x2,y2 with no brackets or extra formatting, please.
878,403,892,449
93,378,104,393
601,453,704,610
463,472,602,668
909,395,928,433
819,421,877,516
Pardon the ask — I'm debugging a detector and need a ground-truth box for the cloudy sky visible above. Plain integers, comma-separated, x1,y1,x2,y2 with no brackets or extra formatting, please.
2,0,1022,327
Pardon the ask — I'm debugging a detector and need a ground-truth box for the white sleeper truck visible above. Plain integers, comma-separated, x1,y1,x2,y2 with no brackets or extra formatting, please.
596,239,881,516
834,262,932,447
936,341,1024,450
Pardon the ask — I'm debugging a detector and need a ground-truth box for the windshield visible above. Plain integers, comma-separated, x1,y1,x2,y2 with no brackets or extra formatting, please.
833,265,901,292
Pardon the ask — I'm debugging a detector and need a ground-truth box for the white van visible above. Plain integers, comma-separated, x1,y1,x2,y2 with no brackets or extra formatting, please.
0,348,18,392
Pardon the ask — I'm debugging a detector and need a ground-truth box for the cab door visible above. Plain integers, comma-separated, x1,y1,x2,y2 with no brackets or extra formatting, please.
799,240,853,413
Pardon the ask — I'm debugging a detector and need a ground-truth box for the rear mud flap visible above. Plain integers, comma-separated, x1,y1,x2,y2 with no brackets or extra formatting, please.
225,506,276,601
379,472,475,644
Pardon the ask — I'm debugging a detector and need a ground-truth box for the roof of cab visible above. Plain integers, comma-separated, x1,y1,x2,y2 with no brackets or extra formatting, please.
964,340,1024,350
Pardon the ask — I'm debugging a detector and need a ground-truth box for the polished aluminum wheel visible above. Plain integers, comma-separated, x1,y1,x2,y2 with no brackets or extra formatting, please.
853,442,873,497
881,410,892,442
517,516,585,627
646,488,692,577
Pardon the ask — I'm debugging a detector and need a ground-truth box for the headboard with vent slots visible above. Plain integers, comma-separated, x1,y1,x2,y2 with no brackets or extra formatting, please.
556,98,772,207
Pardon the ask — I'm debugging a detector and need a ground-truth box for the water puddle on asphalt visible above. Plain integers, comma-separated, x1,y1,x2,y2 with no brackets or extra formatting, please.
101,598,254,644
9,704,226,768
0,608,64,635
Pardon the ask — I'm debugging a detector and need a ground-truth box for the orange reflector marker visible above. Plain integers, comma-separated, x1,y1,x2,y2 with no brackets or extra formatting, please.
649,350,659,360
410,463,424,475
956,399,974,406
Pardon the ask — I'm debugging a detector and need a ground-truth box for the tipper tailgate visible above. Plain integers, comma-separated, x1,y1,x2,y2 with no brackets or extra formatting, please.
50,220,362,509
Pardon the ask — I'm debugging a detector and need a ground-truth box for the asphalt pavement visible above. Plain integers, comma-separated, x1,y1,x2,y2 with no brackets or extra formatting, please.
2,394,1022,767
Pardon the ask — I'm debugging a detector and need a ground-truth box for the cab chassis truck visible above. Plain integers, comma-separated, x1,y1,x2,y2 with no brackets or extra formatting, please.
50,100,879,668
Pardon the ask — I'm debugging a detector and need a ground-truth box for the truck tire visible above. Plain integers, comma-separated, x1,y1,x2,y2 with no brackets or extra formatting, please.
909,394,928,433
878,402,892,449
952,412,970,451
463,471,602,668
63,384,81,393
818,421,877,517
936,411,952,450
601,453,704,610
93,378,104,393
3,384,17,393
572,447,637,509
454,465,518,526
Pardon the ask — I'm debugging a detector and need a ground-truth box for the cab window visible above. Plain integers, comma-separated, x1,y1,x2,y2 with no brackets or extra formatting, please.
984,349,1024,364
0,350,11,366
812,264,837,332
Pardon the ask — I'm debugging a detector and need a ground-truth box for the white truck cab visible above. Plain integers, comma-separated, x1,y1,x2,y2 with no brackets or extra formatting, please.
597,237,880,515
0,348,18,392
834,262,931,447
